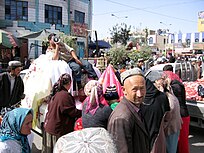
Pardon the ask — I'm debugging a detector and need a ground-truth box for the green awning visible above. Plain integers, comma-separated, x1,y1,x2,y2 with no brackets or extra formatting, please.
0,29,20,48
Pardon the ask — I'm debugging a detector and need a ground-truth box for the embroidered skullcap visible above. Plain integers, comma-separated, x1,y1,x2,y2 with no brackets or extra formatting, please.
53,127,117,153
104,85,119,101
8,61,22,68
138,58,144,62
120,67,144,84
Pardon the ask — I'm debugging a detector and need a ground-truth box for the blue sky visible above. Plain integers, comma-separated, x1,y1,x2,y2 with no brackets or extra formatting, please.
92,0,204,39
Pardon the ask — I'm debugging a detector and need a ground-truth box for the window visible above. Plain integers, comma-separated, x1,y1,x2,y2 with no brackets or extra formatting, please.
178,39,182,43
5,0,28,21
45,5,62,25
171,39,174,43
186,39,191,47
149,37,153,44
74,10,85,24
202,38,204,42
195,38,199,42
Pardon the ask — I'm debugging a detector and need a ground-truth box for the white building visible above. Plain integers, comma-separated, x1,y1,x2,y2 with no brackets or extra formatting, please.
0,0,92,61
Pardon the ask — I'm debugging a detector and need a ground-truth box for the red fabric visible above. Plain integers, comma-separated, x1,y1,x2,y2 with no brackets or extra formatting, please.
163,71,182,83
178,116,190,153
74,117,83,131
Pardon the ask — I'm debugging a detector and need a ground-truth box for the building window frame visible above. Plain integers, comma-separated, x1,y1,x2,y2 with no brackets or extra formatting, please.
149,37,153,44
45,4,62,25
195,38,199,42
5,0,28,21
178,39,182,43
186,39,191,47
74,10,85,24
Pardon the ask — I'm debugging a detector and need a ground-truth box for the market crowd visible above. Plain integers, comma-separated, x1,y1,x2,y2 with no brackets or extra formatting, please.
0,33,190,153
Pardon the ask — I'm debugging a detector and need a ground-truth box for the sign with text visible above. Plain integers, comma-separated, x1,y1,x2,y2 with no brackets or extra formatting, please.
71,22,88,37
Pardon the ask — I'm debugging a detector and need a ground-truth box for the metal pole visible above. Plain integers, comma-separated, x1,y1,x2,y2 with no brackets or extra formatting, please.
85,30,88,58
95,31,99,56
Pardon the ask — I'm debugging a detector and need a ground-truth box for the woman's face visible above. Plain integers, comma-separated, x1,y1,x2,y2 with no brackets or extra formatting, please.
64,83,72,91
20,113,33,135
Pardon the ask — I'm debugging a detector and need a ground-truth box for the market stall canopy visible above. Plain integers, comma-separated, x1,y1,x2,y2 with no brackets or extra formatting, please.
17,29,51,41
0,29,20,48
89,40,111,49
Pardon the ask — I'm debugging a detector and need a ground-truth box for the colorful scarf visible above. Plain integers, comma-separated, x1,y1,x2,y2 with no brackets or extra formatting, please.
163,71,182,83
0,108,33,153
84,80,104,115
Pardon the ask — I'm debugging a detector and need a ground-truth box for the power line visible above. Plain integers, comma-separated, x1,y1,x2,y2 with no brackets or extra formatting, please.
94,0,201,23
95,0,201,15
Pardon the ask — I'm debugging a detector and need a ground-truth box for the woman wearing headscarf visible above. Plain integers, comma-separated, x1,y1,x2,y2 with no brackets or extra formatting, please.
141,78,170,153
154,73,182,153
0,108,33,153
42,73,81,153
163,65,190,153
82,80,112,129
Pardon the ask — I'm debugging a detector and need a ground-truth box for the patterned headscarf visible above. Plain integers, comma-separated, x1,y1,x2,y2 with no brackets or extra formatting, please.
84,80,103,115
0,108,33,153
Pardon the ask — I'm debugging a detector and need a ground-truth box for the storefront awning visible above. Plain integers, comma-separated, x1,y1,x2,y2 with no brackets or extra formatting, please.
0,29,20,48
17,29,51,41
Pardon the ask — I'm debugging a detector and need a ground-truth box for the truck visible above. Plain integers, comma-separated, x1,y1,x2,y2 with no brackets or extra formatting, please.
145,60,204,128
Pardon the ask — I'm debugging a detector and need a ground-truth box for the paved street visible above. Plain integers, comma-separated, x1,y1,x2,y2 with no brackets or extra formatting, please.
189,126,204,153
32,125,204,153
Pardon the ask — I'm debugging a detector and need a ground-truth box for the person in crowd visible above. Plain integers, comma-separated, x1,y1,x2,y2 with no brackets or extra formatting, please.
82,80,112,129
137,58,145,72
0,108,33,153
104,85,119,110
141,77,170,153
23,56,31,69
54,127,117,153
108,68,150,153
168,53,176,63
0,61,24,111
154,73,182,153
47,33,97,90
42,73,82,153
163,65,190,153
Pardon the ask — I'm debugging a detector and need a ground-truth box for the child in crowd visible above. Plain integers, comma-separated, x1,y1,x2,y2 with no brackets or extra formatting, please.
104,85,119,110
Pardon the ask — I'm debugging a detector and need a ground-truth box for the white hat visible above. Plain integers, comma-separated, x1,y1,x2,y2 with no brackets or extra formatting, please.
120,67,144,84
53,127,117,153
8,61,22,68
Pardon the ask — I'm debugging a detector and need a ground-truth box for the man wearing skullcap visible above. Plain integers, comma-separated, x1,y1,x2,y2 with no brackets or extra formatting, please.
108,68,150,153
0,61,24,111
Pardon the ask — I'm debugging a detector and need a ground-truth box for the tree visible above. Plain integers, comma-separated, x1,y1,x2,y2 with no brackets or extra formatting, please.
59,33,77,50
110,23,131,45
106,45,128,69
128,45,152,64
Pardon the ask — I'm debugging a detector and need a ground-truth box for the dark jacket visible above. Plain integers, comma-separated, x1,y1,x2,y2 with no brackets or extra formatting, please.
82,100,112,129
108,97,150,153
171,80,189,117
44,88,81,137
0,72,24,109
142,78,170,150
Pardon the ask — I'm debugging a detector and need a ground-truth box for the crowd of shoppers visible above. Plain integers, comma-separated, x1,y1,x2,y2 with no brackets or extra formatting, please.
0,34,190,153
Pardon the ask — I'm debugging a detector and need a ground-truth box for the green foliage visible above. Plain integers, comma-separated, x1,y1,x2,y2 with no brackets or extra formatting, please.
110,23,131,45
128,45,152,63
59,33,78,51
106,45,128,68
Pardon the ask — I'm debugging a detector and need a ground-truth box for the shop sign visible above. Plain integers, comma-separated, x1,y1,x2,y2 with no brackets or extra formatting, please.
71,22,88,37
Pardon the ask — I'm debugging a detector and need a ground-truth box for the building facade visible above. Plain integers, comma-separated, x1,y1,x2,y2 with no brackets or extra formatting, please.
148,30,204,55
0,0,92,62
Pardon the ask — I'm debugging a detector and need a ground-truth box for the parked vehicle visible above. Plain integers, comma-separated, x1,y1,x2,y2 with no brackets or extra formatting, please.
145,60,204,128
